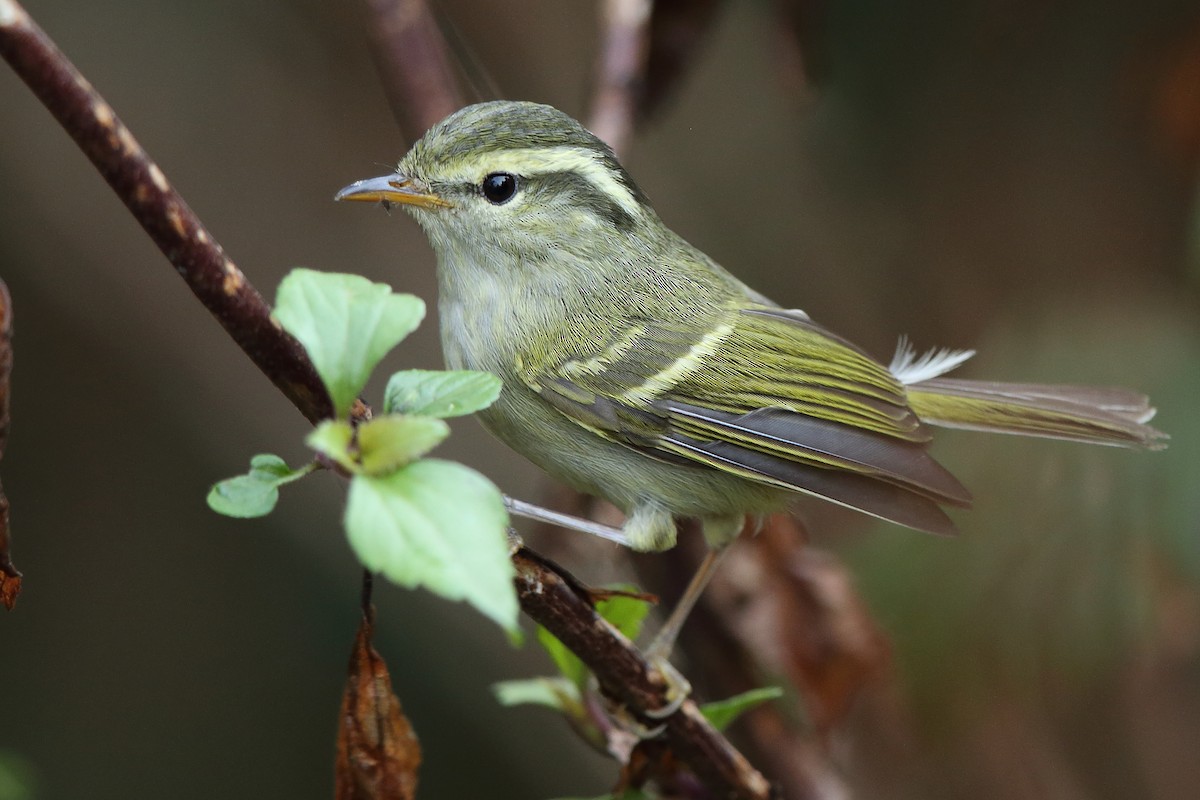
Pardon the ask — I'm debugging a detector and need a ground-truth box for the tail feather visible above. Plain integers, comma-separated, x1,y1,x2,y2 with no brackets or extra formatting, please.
907,377,1167,449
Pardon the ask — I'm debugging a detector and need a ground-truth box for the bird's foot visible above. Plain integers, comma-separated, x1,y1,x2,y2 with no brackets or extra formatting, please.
643,652,692,720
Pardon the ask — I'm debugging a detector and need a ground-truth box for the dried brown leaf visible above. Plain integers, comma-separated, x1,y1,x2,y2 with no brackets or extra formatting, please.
755,515,891,733
335,613,421,800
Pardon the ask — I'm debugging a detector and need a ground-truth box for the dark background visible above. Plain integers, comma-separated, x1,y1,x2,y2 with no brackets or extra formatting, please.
2,1,1198,798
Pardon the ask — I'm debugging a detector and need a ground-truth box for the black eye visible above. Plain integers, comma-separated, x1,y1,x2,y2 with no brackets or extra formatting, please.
481,172,518,204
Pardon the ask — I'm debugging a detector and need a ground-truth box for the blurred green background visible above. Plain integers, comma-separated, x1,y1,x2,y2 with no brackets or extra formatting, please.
2,1,1198,798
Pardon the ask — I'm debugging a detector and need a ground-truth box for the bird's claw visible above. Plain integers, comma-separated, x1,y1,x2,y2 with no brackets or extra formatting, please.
644,656,692,720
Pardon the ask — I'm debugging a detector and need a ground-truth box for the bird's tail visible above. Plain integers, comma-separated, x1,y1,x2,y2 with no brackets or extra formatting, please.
890,340,1167,449
907,378,1166,448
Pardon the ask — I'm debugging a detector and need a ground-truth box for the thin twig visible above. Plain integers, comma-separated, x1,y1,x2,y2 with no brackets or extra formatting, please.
593,0,729,142
589,0,654,157
360,569,375,622
360,0,464,144
0,278,18,610
0,0,330,425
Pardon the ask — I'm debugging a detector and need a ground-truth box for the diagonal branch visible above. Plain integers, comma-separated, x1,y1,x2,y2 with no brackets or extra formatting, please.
589,0,654,158
590,0,729,154
361,0,464,144
0,0,330,425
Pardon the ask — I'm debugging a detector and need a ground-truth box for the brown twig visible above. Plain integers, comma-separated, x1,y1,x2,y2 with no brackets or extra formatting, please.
360,0,464,145
590,0,654,157
773,0,831,89
0,0,330,425
637,0,727,125
360,569,375,619
0,278,18,610
590,0,733,153
1,3,775,798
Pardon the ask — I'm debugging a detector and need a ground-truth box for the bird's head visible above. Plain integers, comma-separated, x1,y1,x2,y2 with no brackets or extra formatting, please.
336,101,659,265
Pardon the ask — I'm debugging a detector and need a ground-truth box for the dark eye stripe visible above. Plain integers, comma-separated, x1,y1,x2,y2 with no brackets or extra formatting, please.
534,171,637,230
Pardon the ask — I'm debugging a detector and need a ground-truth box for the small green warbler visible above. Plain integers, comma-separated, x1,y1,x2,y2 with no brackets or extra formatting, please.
337,101,1165,555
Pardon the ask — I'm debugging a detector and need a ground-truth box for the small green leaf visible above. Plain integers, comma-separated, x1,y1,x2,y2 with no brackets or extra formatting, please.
384,369,502,418
345,459,516,632
207,454,316,518
492,676,580,712
699,686,783,731
595,588,652,642
305,419,357,473
357,415,450,475
273,269,425,418
0,749,36,800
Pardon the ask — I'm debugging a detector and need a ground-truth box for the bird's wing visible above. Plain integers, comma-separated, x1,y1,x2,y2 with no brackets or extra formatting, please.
520,304,972,535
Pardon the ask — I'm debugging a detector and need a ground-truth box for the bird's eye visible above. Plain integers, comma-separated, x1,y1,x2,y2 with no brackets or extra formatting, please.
481,172,518,204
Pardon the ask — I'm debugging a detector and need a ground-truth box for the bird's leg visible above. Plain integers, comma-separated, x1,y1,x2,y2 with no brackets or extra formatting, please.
646,543,731,662
642,542,733,719
503,496,629,546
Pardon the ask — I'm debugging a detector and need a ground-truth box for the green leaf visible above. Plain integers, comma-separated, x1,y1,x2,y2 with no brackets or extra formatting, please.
594,588,652,642
305,419,357,473
0,749,36,800
344,459,517,632
492,676,580,712
384,369,502,418
207,454,316,518
357,415,450,475
273,269,425,418
699,686,783,731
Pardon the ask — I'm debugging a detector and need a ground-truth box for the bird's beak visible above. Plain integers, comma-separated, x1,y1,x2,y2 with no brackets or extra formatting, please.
334,174,452,209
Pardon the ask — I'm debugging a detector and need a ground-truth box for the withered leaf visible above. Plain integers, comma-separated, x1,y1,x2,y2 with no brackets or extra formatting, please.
335,614,421,800
756,514,891,733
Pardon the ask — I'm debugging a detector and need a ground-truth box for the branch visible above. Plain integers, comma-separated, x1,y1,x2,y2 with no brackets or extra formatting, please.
591,0,729,149
589,0,654,157
360,0,464,144
0,279,18,610
0,0,330,425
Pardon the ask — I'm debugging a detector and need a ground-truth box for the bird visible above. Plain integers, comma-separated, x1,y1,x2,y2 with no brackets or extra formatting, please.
336,100,1165,656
